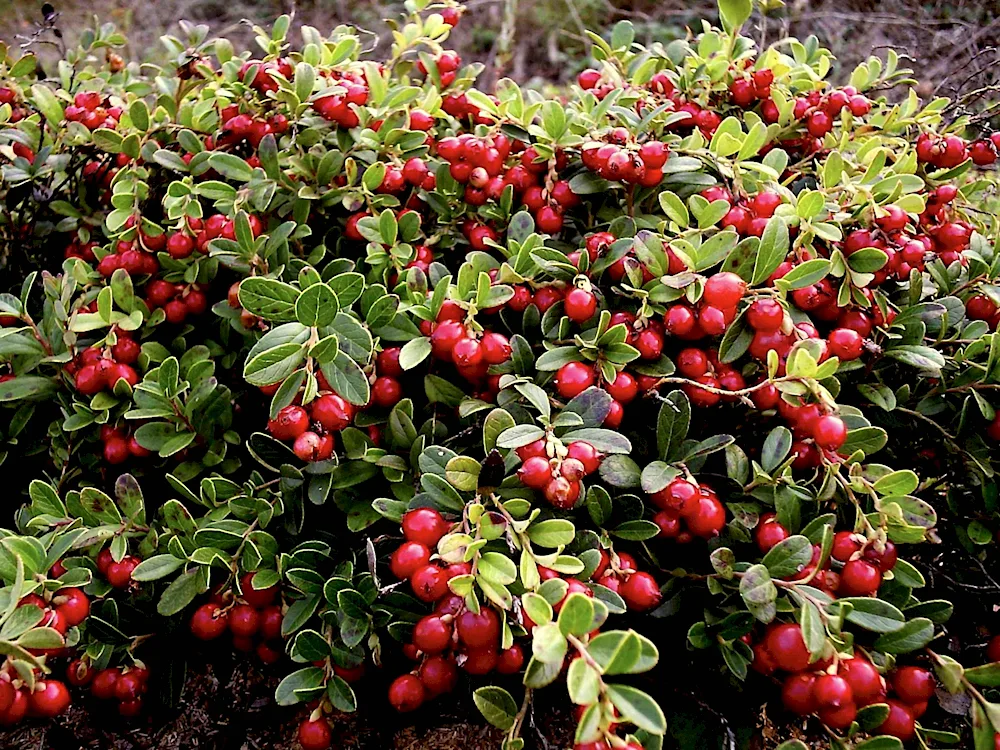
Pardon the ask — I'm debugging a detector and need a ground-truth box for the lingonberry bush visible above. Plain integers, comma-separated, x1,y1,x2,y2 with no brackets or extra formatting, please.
2,0,1000,747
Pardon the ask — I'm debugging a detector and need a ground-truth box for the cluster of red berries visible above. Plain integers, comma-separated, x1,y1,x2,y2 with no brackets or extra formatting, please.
0,677,70,725
779,87,872,138
387,508,525,710
967,293,1000,332
389,507,463,604
0,86,29,122
63,236,100,263
145,279,210,324
67,342,140,396
73,663,150,718
416,50,462,88
917,132,1000,169
587,550,663,613
729,68,775,108
64,90,123,130
96,237,161,277
239,58,293,94
215,104,290,150
267,392,355,462
423,300,512,390
703,185,782,238
755,521,897,598
647,478,727,541
516,438,602,509
189,573,284,664
99,423,151,465
665,269,748,342
766,632,934,741
97,548,141,590
18,580,90,658
314,70,370,128
580,130,670,188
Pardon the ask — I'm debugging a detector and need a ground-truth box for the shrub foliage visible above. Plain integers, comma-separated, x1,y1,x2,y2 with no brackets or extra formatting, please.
1,1,1000,748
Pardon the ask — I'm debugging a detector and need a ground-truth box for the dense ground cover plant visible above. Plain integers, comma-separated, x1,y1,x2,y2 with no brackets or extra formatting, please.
2,0,1000,747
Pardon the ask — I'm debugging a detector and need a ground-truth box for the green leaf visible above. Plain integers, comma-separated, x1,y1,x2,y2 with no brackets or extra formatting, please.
156,568,204,616
244,342,306,386
598,455,642,488
656,390,690,460
208,152,254,182
295,283,338,327
274,666,326,706
558,593,595,636
606,684,667,734
761,535,813,578
239,278,301,322
886,345,946,376
752,218,790,285
761,426,792,472
833,598,906,633
872,617,934,653
320,352,370,406
132,554,185,581
527,519,576,548
739,564,777,622
473,686,517,731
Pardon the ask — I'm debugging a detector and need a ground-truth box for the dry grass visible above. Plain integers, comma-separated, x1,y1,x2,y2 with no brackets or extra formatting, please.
3,0,1000,97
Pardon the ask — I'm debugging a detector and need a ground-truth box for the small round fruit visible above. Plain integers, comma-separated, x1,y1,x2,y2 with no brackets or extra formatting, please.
838,559,882,597
892,666,936,704
390,542,431,580
878,700,916,741
28,680,70,718
413,615,453,654
190,603,228,640
402,508,449,547
554,362,595,398
457,608,500,649
765,623,811,672
388,674,425,712
298,718,332,750
228,604,260,638
564,288,597,323
621,572,661,612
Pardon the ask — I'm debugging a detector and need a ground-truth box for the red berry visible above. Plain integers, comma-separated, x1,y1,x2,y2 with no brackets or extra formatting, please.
298,718,332,750
831,531,864,562
91,668,121,700
828,328,864,360
388,674,425,712
747,298,784,331
840,656,884,706
497,644,525,674
106,557,138,589
566,441,601,474
703,272,747,308
402,508,448,547
813,674,853,708
457,608,500,649
372,376,403,408
413,614,453,654
190,603,228,640
878,699,915,741
311,394,354,432
765,623,811,672
813,415,847,451
564,288,597,322
518,456,553,489
267,405,310,441
554,362,595,398
229,604,260,638
755,514,790,553
892,666,936,704
410,565,448,602
390,542,431,580
781,673,816,715
838,559,882,597
418,655,459,695
28,680,70,718
54,587,90,627
621,572,661,612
